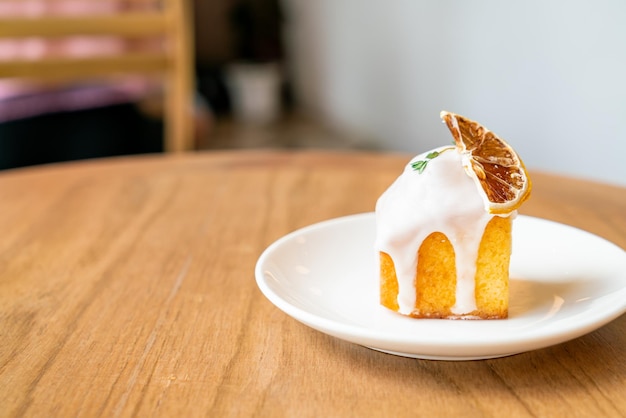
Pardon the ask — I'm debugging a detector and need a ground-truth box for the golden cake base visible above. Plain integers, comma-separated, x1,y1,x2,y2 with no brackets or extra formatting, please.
380,216,511,319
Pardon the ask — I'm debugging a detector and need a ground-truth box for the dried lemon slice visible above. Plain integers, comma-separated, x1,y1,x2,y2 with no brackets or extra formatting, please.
440,111,532,214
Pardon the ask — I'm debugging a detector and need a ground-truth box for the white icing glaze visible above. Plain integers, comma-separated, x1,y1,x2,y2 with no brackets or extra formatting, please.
375,146,513,316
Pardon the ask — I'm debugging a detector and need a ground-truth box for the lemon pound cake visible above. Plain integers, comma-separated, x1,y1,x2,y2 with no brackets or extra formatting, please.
376,111,531,319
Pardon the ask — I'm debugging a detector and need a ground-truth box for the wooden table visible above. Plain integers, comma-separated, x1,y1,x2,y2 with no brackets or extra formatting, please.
1,150,624,417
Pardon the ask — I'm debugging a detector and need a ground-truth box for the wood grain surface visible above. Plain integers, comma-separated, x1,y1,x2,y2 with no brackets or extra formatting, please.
0,150,624,417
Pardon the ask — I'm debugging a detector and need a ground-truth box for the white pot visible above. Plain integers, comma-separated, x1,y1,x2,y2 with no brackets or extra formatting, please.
227,62,282,124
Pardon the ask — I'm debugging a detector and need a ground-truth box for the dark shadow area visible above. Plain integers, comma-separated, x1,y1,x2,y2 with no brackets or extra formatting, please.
0,103,163,170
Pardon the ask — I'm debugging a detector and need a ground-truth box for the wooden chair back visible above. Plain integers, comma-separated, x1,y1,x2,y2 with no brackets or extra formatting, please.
0,0,194,153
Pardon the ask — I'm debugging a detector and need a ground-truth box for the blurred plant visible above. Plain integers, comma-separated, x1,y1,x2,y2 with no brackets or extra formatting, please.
230,0,284,63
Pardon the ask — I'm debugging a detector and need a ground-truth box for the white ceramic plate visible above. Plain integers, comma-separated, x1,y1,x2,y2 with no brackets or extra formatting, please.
255,213,626,360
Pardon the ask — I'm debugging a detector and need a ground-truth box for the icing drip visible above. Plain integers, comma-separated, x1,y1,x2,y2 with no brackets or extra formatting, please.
375,146,512,316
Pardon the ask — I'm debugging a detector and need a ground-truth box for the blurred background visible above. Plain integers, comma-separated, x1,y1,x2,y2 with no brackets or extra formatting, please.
1,0,625,186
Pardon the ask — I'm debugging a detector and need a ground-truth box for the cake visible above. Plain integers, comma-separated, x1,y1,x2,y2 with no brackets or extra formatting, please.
375,111,531,319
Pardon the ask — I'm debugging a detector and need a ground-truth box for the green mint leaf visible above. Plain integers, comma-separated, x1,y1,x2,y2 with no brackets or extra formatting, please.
411,147,452,174
411,160,427,173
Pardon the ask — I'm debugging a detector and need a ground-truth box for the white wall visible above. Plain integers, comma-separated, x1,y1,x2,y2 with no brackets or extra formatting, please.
282,0,626,186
